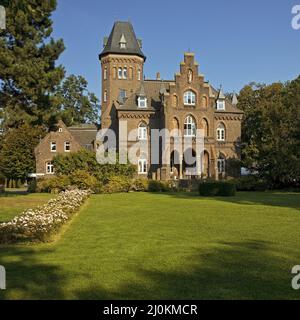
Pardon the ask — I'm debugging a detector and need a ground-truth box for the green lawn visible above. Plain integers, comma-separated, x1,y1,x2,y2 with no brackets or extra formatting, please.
0,191,300,300
0,191,53,222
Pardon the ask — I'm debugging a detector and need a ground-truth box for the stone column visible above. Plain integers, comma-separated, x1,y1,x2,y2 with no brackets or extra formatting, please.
179,154,183,179
196,154,202,178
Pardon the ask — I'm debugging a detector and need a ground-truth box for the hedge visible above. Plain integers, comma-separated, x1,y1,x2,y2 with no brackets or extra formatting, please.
199,181,236,197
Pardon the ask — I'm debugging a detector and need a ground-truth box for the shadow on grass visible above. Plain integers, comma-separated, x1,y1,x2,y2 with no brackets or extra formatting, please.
0,190,29,198
73,240,298,300
148,191,300,211
0,246,68,300
0,241,297,300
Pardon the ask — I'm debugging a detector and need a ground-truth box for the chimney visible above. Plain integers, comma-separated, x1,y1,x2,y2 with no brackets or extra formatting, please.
156,72,161,80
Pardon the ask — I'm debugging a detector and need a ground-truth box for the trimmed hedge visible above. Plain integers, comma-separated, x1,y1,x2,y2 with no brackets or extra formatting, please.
235,176,267,191
199,181,236,197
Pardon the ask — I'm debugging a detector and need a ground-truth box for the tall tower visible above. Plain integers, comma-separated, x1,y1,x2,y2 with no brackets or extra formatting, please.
99,21,146,131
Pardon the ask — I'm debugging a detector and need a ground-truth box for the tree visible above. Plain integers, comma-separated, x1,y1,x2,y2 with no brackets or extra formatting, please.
56,75,99,126
0,124,45,181
238,77,300,188
0,0,65,129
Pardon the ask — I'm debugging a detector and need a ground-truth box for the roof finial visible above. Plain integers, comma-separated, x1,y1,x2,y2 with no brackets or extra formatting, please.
232,92,238,105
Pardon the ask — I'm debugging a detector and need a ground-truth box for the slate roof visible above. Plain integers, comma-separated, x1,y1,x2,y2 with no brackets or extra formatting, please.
99,21,146,60
117,80,170,111
210,86,243,114
68,124,98,147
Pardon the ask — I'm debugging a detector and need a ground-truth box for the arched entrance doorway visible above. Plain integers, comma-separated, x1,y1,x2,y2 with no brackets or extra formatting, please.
183,148,197,179
170,150,180,178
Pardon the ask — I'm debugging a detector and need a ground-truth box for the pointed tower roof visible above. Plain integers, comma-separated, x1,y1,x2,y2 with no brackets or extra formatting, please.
232,92,238,105
218,86,225,100
99,21,146,60
137,82,146,97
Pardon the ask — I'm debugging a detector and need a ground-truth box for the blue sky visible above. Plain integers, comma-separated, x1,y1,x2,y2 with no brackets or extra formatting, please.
52,0,300,99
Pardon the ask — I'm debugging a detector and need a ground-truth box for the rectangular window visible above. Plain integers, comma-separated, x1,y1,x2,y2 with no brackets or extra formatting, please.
138,69,141,81
138,159,147,174
64,141,70,152
119,89,126,100
118,67,122,79
104,90,107,102
123,67,127,79
217,100,225,110
50,142,56,152
104,67,107,80
46,162,54,174
138,97,147,108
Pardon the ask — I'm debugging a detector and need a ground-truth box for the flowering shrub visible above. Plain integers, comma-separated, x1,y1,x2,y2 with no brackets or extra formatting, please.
0,189,91,243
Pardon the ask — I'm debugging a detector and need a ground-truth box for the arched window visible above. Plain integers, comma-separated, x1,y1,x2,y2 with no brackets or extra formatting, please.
138,153,147,174
173,95,178,107
202,118,209,137
217,123,226,141
217,153,226,174
202,95,208,108
184,115,196,137
138,122,147,140
104,90,107,103
184,91,196,106
46,162,54,175
104,67,107,80
138,68,141,81
122,67,127,79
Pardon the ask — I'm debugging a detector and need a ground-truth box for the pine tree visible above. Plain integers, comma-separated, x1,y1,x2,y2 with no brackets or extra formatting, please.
0,0,65,128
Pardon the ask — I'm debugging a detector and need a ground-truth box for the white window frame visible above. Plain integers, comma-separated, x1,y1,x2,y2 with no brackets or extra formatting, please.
138,159,147,174
138,97,147,108
46,162,54,175
118,67,123,79
217,125,226,141
217,100,225,110
120,42,126,49
184,91,196,106
138,123,147,140
64,141,71,152
217,158,226,174
184,116,196,137
50,141,57,152
122,67,127,79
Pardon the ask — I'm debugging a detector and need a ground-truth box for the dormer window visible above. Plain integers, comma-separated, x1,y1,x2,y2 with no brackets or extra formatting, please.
119,34,127,49
184,91,196,106
138,97,147,108
217,100,225,110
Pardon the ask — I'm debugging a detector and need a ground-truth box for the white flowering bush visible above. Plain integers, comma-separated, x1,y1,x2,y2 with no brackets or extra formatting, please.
0,189,91,243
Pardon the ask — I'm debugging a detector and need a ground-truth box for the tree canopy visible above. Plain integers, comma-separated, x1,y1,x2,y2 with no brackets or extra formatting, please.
238,77,300,188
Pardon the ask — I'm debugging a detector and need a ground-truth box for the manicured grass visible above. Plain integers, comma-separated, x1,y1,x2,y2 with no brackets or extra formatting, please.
0,191,300,300
0,191,53,222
